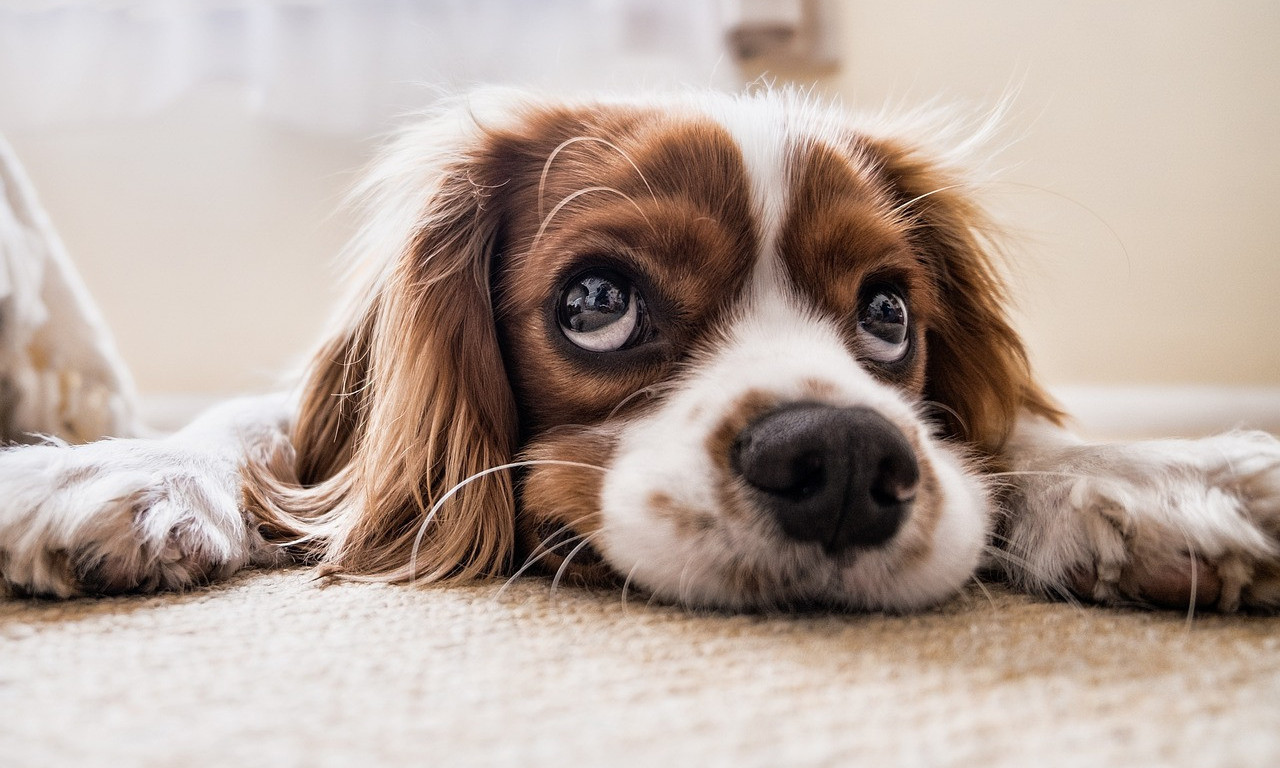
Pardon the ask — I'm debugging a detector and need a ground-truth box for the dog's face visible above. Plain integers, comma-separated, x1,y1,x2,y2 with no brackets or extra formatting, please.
491,98,996,611
260,91,1056,612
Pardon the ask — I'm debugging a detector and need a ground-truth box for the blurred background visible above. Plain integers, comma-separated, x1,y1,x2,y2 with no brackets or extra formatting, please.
1,0,1277,433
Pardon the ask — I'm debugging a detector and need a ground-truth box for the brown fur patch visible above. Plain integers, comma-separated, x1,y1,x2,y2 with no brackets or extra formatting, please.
705,389,783,474
705,390,788,529
493,112,759,432
858,137,1063,453
516,425,619,587
777,139,938,393
648,491,717,535
889,458,944,570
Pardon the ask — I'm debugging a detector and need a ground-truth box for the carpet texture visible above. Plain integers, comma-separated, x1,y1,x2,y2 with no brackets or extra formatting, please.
3,569,1277,767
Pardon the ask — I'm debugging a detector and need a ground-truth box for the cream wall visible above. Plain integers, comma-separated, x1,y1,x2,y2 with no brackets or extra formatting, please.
5,2,1279,396
8,85,362,395
813,1,1280,386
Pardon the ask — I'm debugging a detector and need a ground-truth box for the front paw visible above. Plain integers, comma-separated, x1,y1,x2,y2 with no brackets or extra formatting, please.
0,440,273,598
1001,431,1280,612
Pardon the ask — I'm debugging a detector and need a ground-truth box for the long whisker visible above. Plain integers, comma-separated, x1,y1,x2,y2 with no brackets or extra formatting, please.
917,399,969,436
891,177,1132,275
981,180,1133,276
608,382,675,419
983,543,1084,610
890,183,970,218
495,531,579,601
969,573,1000,612
408,459,606,585
551,533,604,597
272,532,320,549
532,186,654,251
494,512,603,601
538,136,657,221
1184,531,1199,630
621,562,643,613
1157,513,1204,629
985,470,1092,481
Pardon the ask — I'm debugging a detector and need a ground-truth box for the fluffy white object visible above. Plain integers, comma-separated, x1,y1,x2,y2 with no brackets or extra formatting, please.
0,134,138,443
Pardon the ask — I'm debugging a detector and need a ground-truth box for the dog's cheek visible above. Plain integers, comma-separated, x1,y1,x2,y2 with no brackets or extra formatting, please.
515,427,621,587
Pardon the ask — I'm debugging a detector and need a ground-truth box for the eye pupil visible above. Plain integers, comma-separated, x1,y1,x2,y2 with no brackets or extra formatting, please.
564,277,629,333
863,294,907,343
857,288,910,363
557,268,647,353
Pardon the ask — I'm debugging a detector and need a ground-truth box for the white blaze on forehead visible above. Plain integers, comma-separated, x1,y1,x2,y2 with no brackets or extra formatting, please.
700,97,793,284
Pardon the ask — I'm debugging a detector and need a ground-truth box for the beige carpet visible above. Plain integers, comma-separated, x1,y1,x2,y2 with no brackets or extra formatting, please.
3,569,1278,767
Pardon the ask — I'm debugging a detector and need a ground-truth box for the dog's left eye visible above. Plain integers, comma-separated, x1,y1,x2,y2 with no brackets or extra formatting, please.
557,269,645,352
857,287,910,363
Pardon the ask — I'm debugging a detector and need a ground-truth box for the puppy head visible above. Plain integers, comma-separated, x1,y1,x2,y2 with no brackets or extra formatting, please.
251,89,1058,610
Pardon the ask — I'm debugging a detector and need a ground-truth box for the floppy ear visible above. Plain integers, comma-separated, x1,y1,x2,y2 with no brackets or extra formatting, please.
246,108,519,582
866,137,1063,455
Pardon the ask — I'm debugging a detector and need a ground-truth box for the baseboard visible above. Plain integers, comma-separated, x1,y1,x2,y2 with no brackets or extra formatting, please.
138,386,1280,440
1052,385,1280,439
137,393,235,433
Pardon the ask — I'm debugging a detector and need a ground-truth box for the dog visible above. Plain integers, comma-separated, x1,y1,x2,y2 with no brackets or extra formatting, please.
2,88,1278,612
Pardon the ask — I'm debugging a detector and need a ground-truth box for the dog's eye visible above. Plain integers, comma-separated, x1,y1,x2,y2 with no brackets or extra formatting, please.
557,269,645,352
857,287,909,363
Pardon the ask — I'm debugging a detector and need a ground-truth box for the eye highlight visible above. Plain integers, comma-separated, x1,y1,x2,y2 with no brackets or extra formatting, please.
557,268,647,352
857,286,910,363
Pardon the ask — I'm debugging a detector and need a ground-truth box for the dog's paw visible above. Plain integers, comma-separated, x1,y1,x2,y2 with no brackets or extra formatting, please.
0,439,277,598
1000,430,1280,612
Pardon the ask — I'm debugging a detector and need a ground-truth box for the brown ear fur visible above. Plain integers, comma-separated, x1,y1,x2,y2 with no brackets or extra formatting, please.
866,137,1063,455
245,110,519,582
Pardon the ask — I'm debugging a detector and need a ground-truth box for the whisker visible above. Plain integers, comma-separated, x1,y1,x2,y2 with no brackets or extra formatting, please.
409,459,606,585
890,183,970,218
1162,515,1203,629
550,533,604,597
986,470,1092,482
538,136,657,221
494,512,603,600
608,382,675,419
917,399,969,436
1185,536,1199,630
272,532,320,549
675,552,707,615
984,530,1022,549
532,186,654,252
495,532,578,601
982,543,1083,609
620,562,643,613
969,573,1000,611
980,180,1133,276
981,543,1036,573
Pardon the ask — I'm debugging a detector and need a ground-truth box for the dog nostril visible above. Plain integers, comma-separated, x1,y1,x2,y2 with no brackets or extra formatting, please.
731,403,918,552
870,454,919,507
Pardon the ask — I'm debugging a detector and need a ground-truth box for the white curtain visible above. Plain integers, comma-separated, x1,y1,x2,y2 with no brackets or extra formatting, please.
0,0,743,135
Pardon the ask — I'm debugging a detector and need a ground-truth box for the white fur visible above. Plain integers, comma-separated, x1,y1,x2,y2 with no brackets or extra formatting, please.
999,416,1280,610
0,395,290,597
0,134,138,443
599,239,989,611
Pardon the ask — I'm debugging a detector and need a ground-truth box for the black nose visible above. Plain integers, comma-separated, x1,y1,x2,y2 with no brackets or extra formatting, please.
730,404,919,553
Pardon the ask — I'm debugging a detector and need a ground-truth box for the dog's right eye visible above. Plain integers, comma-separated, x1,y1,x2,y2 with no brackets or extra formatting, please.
857,286,910,364
557,269,646,352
